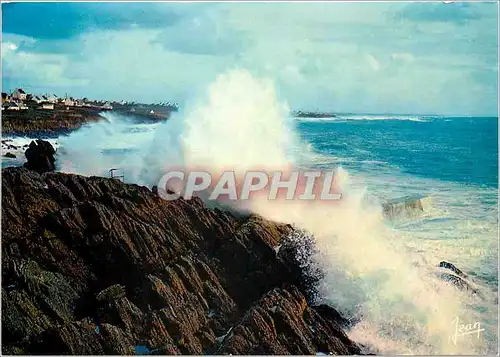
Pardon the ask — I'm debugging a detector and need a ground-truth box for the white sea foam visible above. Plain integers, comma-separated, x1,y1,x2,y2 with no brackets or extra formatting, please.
296,114,432,123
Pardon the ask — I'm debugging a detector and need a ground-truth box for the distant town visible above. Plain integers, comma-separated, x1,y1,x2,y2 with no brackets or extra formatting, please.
2,88,179,119
2,88,180,137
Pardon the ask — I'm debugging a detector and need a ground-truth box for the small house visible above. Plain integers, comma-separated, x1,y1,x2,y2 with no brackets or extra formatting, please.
42,103,54,110
64,97,75,106
6,102,20,111
11,88,27,101
48,94,58,104
103,102,113,110
32,96,43,104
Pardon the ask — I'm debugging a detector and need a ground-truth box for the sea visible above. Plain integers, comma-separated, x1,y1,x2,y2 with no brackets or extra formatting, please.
1,74,498,355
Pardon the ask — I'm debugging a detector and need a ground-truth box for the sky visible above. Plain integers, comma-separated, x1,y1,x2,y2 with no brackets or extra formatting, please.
2,2,498,116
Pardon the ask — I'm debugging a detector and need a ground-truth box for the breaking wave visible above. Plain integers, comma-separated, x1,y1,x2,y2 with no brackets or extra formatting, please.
53,69,497,354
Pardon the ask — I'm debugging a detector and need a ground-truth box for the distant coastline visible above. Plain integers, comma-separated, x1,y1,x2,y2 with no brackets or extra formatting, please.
2,88,178,137
2,106,103,138
292,110,337,118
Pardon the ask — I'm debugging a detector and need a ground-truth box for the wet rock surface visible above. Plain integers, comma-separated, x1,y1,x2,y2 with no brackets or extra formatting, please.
23,140,56,174
1,167,361,355
439,261,467,278
382,195,432,221
437,261,478,295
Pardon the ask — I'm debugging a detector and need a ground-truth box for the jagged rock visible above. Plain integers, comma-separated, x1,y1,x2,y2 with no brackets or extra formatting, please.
4,152,16,158
439,261,467,278
96,284,126,303
439,273,477,294
27,319,135,355
382,195,432,221
277,229,323,301
1,167,360,355
437,261,478,294
218,286,361,355
313,304,351,328
2,288,53,343
23,140,56,174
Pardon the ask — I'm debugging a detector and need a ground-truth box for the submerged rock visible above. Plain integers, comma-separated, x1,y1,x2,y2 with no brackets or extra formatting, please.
439,261,467,278
1,167,361,355
23,139,56,174
382,195,432,221
4,152,16,159
439,273,478,294
437,261,478,295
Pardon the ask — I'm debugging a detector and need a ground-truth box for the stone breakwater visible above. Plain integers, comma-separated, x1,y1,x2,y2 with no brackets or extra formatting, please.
1,165,363,355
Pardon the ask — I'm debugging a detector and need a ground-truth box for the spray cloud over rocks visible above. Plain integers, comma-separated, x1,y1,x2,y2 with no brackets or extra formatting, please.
56,69,494,354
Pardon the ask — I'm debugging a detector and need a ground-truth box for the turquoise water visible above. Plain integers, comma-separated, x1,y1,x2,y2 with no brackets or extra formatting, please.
294,115,498,354
296,115,498,286
297,115,498,188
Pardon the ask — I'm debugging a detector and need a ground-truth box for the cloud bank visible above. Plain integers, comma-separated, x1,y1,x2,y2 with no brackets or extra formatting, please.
2,2,498,116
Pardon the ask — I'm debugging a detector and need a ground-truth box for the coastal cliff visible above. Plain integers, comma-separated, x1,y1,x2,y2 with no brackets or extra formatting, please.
2,107,103,137
1,166,361,355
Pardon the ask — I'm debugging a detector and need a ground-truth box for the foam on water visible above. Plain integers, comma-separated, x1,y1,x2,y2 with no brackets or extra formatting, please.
295,114,432,123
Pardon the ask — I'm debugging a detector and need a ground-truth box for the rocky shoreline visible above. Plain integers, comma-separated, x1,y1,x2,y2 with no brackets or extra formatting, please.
2,140,481,355
2,106,104,138
1,160,364,355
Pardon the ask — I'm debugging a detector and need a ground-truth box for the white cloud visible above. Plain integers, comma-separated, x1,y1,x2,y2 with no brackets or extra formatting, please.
2,3,497,115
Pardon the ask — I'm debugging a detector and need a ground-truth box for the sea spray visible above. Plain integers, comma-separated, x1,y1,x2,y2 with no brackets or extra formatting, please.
54,69,495,354
172,69,491,354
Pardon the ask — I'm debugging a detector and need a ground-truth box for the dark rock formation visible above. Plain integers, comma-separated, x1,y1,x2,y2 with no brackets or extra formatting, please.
218,286,360,355
437,261,480,296
439,273,477,294
1,167,361,355
23,140,56,174
382,195,432,221
4,152,16,159
438,261,467,278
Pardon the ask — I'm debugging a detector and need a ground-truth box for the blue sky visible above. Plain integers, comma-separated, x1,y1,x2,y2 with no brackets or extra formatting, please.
2,2,498,116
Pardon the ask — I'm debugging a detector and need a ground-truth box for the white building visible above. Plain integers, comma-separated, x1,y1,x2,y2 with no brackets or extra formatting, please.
42,103,54,110
32,96,43,104
48,94,58,104
11,88,27,101
6,102,20,111
103,102,113,110
64,97,75,106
